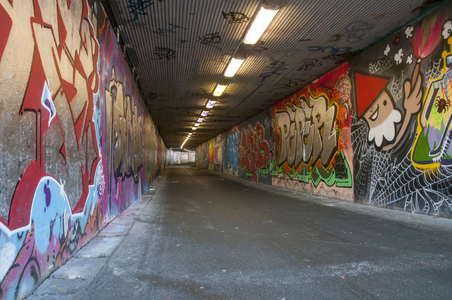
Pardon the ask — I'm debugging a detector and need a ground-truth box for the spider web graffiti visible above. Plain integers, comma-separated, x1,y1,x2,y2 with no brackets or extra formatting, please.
369,56,393,75
390,71,404,101
425,58,443,88
352,115,452,215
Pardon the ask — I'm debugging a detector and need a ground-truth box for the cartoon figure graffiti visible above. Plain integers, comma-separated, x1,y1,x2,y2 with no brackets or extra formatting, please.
355,68,422,149
412,20,452,168
352,16,452,216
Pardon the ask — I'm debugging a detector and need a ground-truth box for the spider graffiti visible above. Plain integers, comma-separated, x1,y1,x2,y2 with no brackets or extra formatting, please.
434,96,451,114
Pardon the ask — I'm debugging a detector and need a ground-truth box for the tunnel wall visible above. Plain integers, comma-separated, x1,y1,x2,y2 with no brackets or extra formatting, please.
0,0,166,298
196,3,452,217
196,63,353,201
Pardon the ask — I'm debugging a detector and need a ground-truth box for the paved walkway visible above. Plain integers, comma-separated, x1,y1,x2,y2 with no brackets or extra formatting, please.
29,165,452,299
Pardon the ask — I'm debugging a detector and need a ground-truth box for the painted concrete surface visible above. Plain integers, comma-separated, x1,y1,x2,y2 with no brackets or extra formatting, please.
27,189,156,300
30,166,452,299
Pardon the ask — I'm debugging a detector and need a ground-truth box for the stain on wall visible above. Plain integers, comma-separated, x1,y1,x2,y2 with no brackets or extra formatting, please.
0,0,166,298
196,1,452,216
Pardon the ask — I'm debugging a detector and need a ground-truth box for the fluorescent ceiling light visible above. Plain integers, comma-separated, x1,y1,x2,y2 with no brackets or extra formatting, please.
197,118,204,123
201,110,209,117
194,123,200,127
188,133,192,135
206,100,216,108
192,126,198,130
224,58,245,77
243,7,279,44
213,84,227,97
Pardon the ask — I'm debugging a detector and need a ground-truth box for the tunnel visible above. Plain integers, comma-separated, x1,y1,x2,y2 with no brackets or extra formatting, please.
1,0,452,299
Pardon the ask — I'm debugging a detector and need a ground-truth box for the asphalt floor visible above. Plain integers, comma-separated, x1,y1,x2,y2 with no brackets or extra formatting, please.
28,165,452,300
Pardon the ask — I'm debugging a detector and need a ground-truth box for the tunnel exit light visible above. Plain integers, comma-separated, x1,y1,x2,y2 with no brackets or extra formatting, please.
213,84,227,97
243,7,279,44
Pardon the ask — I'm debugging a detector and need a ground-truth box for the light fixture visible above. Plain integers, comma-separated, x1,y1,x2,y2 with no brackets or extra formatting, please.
194,123,200,127
192,126,198,130
224,58,245,77
197,118,204,123
188,132,192,135
201,110,209,117
243,7,279,44
206,100,216,108
213,84,227,97
181,139,187,148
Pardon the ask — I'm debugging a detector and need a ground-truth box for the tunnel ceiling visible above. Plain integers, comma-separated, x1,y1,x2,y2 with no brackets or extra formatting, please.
102,0,440,148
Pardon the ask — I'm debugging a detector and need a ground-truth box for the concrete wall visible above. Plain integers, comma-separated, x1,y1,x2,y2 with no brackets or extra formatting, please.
0,0,166,298
196,2,452,217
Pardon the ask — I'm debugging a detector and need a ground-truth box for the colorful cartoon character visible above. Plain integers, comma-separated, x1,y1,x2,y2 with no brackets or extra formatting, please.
355,64,422,150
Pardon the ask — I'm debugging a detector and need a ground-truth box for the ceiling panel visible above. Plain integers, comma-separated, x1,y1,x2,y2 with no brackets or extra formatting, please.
102,0,443,148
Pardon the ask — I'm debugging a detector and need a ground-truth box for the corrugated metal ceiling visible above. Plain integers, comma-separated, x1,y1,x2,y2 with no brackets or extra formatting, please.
101,0,443,148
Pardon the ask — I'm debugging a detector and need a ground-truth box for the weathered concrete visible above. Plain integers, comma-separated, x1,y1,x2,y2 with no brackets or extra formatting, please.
51,258,108,280
29,166,452,299
74,237,124,258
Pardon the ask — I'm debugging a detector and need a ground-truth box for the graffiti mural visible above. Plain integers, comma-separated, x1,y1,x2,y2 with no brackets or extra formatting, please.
0,0,166,298
239,112,274,184
272,64,353,199
223,127,239,176
351,10,452,216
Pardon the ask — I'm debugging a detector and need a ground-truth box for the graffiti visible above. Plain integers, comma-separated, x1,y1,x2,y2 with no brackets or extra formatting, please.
0,0,100,228
197,33,221,45
354,58,422,150
351,15,452,216
328,34,343,42
297,59,323,71
259,61,289,82
179,39,188,44
224,129,239,175
0,1,166,298
239,122,274,182
275,95,337,167
412,31,452,168
345,21,373,43
0,0,110,294
153,47,176,61
222,11,250,24
298,56,345,72
285,79,304,88
128,0,154,21
307,46,353,56
323,55,345,65
272,64,352,189
154,23,188,36
146,115,157,183
105,69,145,182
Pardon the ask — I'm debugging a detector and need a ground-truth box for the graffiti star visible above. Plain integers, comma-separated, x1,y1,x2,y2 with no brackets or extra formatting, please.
128,0,154,21
355,66,422,150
